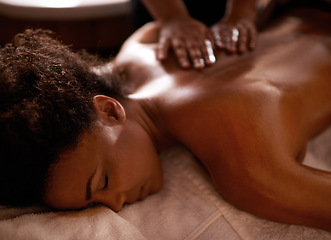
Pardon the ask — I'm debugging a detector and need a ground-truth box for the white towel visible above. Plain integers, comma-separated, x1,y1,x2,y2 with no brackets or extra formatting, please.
1,128,331,240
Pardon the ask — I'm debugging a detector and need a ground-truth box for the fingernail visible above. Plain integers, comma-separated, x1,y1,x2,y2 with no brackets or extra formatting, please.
209,55,216,63
205,40,216,63
194,59,204,69
217,41,224,49
180,59,190,68
232,29,239,42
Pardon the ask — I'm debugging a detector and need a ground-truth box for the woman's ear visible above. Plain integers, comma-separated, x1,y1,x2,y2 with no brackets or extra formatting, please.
93,95,126,122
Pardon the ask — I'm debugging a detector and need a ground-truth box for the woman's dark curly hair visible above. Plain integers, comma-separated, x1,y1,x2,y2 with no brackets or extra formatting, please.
0,29,118,206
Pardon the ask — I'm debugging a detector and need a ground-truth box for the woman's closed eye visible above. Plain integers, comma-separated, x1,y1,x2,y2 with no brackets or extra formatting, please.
103,174,109,190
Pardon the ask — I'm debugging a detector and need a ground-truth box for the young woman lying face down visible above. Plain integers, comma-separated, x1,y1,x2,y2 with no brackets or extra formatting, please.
0,7,331,231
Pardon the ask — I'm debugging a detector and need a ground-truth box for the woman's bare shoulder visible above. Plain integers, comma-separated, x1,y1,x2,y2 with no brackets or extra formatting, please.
122,21,160,46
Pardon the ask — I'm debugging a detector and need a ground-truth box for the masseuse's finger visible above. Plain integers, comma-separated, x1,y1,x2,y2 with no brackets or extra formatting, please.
200,39,216,66
218,29,233,53
228,28,239,53
187,39,205,69
213,30,222,49
237,25,248,53
247,23,258,50
157,37,171,60
172,38,190,69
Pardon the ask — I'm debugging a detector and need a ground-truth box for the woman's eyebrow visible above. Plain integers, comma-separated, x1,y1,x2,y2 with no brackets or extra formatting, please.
86,169,97,201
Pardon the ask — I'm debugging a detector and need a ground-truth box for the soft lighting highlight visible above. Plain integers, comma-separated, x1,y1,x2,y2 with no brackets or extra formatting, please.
1,0,81,8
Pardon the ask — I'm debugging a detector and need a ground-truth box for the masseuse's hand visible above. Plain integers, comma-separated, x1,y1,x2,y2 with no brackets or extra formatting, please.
157,17,216,70
210,18,257,54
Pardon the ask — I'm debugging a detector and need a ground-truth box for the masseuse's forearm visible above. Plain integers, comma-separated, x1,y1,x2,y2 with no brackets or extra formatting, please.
140,0,190,21
224,0,257,21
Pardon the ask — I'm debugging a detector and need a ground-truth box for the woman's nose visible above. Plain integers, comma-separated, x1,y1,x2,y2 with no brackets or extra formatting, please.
100,193,126,212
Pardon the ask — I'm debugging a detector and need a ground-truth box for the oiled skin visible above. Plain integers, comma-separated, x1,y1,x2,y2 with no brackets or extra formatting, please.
114,8,331,231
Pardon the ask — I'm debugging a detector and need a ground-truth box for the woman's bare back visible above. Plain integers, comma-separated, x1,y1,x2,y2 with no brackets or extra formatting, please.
114,7,331,230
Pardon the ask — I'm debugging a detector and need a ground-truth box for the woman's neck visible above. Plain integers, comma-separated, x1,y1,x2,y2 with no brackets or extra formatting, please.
119,97,177,153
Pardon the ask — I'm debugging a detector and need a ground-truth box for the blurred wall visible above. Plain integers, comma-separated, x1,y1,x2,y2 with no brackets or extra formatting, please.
0,1,134,55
